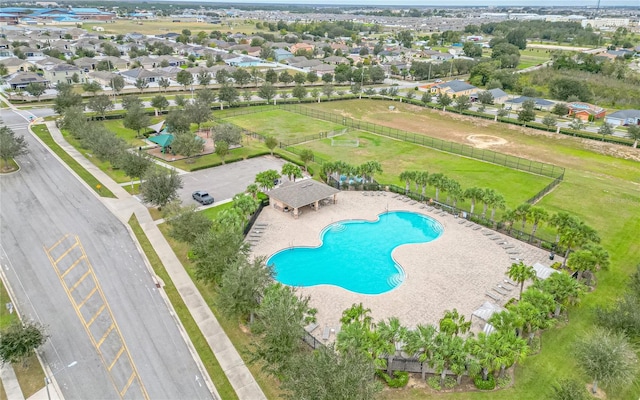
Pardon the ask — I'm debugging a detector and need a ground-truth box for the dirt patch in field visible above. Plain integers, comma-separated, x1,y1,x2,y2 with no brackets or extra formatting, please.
466,134,508,149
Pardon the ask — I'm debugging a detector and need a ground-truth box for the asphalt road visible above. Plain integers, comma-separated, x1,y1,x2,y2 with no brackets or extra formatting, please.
0,109,213,400
178,156,286,206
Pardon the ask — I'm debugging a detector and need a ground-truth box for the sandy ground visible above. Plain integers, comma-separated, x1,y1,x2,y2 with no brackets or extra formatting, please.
249,189,556,341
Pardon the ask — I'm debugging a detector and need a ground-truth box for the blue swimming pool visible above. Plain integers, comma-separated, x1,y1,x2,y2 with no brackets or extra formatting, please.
267,211,443,295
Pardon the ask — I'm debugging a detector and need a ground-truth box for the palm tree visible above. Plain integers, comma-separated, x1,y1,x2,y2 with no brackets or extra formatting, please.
448,180,464,209
548,211,576,246
463,187,484,215
534,271,585,317
377,317,406,376
508,261,537,300
414,171,429,198
527,206,549,239
428,173,446,201
245,183,259,199
438,309,471,337
493,331,528,379
480,188,497,218
583,243,610,271
501,209,517,233
321,161,336,184
567,249,597,281
469,332,498,382
559,220,600,268
489,310,524,337
402,324,437,380
399,170,415,194
432,333,466,386
489,193,506,222
513,203,531,230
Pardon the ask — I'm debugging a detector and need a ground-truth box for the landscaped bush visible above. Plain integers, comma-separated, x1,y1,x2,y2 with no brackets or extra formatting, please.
246,151,271,159
443,376,456,389
427,376,441,390
496,375,511,389
474,374,496,390
189,156,244,171
375,370,409,388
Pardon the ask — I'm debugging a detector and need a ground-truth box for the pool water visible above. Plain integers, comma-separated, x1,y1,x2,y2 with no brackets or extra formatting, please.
267,211,443,295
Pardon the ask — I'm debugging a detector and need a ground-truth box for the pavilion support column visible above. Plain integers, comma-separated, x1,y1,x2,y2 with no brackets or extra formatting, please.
314,200,319,211
293,207,299,219
333,194,337,204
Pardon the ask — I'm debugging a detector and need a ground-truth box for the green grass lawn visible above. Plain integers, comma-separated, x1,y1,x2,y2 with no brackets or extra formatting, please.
128,215,238,400
223,109,346,143
199,202,235,220
31,124,116,198
61,131,131,183
101,118,161,147
517,48,552,70
292,130,552,208
170,136,270,171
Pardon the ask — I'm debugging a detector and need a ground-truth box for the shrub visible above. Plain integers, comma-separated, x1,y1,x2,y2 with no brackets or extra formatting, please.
246,151,270,159
474,374,496,390
427,376,441,390
496,376,511,388
443,376,456,389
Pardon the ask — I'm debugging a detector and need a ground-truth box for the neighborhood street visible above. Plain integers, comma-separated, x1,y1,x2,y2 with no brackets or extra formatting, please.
0,108,213,400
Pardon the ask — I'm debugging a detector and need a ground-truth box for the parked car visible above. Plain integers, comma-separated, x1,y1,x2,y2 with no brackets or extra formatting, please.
192,191,214,205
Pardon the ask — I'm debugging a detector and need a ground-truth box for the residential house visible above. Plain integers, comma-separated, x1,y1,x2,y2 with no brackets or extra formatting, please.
430,80,478,96
605,109,640,127
505,96,554,111
17,46,45,58
292,59,322,70
283,56,307,65
96,56,129,70
274,49,293,62
0,58,34,74
73,57,97,72
323,56,349,65
378,50,403,62
155,66,182,80
42,63,85,85
311,63,336,75
7,72,49,89
567,102,606,121
290,42,314,55
471,88,509,104
87,70,119,86
120,67,162,84
155,55,185,67
431,52,454,61
33,56,65,70
224,56,261,67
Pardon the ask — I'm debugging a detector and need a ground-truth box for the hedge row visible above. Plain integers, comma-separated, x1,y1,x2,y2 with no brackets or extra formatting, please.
189,156,245,171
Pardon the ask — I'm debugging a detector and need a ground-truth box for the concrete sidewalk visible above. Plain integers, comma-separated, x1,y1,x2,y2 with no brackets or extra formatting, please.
40,121,265,400
1,364,25,400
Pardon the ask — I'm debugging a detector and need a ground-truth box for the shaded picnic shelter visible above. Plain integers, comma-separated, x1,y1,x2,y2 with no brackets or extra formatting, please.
268,179,340,219
148,133,174,153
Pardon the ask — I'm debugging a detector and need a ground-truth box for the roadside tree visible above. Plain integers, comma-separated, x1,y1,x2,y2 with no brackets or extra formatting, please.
87,94,113,119
0,322,47,367
0,126,29,169
140,167,183,208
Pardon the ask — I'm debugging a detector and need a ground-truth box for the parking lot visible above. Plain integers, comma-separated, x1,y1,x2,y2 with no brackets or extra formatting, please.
177,156,287,206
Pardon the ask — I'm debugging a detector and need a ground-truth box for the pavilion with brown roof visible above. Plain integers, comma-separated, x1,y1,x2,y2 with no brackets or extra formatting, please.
267,179,339,219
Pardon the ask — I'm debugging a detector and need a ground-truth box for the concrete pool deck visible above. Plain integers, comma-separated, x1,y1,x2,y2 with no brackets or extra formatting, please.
249,190,557,340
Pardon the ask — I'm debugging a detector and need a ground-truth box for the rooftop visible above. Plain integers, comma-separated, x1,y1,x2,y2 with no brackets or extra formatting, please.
268,179,339,209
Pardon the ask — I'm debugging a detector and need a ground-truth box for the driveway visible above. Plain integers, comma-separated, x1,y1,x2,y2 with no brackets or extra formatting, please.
178,156,287,206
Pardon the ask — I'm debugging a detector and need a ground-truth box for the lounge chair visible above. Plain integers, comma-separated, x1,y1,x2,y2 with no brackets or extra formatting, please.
503,245,515,249
305,323,319,333
391,194,399,199
420,204,426,209
403,197,411,202
486,291,502,302
409,201,417,205
473,226,482,231
507,250,521,255
510,257,523,261
497,284,513,292
493,286,508,296
363,192,368,196
483,231,495,236
322,325,331,340
504,278,518,287
255,223,268,227
490,236,501,241
465,222,474,227
458,219,466,225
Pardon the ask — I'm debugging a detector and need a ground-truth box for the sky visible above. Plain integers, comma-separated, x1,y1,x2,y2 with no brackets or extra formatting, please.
195,0,639,6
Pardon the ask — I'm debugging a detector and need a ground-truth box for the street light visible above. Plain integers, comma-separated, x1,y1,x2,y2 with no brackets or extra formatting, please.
45,361,77,400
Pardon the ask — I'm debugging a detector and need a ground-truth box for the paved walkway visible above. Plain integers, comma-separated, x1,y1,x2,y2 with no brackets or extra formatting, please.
34,121,265,400
1,364,25,400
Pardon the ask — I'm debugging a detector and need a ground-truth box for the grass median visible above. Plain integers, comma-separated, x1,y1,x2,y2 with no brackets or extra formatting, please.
127,215,238,400
31,124,116,198
0,281,46,399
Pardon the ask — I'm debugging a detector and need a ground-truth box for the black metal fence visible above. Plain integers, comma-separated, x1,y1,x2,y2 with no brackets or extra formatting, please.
243,199,269,236
280,104,565,180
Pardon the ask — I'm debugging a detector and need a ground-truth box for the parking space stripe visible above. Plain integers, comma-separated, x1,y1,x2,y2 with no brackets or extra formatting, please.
54,242,79,264
86,304,106,327
45,234,149,400
60,256,85,279
77,286,98,308
97,324,116,348
69,269,91,292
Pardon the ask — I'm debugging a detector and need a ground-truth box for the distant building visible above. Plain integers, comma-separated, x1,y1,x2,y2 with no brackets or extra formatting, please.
567,102,606,121
605,110,640,127
581,18,630,29
430,80,478,96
